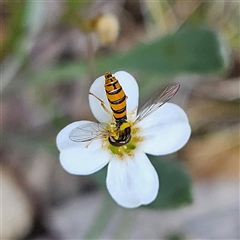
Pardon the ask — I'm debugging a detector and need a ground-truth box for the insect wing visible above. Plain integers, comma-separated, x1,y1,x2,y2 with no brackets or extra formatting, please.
69,122,110,142
135,83,180,123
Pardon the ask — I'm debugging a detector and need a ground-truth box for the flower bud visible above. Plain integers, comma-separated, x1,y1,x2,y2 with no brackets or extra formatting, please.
94,13,119,45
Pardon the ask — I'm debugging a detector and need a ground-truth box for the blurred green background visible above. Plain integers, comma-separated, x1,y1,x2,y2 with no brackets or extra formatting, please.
1,1,239,239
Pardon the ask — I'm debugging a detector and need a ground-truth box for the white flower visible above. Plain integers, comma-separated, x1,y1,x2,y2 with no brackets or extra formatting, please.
56,71,191,208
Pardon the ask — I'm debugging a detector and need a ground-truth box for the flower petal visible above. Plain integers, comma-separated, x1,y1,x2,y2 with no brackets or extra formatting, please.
89,71,139,123
137,103,191,155
57,120,111,175
57,120,97,151
60,143,111,175
106,151,159,208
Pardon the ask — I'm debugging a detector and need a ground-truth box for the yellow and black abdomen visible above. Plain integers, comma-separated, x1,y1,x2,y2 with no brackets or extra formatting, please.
105,72,127,122
104,72,132,146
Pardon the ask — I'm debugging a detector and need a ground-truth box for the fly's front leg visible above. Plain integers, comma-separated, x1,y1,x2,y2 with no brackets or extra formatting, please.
89,92,113,116
128,105,138,124
128,106,137,116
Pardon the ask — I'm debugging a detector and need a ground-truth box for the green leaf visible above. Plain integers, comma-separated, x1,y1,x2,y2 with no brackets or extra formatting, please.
1,2,25,62
91,165,108,188
166,233,186,240
27,26,228,87
97,27,228,75
26,63,86,87
146,156,193,210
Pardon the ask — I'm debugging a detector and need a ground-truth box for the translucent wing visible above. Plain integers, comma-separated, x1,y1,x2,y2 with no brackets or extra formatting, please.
69,122,111,142
134,83,180,123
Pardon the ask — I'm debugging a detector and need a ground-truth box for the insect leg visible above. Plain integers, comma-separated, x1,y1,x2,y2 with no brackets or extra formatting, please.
128,105,137,117
89,92,112,116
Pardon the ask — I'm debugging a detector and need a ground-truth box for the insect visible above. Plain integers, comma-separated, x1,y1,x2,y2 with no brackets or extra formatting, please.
103,72,131,146
69,72,180,147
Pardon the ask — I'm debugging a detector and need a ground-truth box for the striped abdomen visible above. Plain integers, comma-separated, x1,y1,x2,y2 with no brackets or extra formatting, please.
105,72,127,122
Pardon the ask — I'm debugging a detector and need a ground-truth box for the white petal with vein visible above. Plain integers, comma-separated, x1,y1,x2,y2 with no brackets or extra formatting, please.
60,145,110,175
106,151,159,208
137,103,191,155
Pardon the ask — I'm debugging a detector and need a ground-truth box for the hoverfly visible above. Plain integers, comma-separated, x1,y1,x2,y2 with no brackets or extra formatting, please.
69,72,180,147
